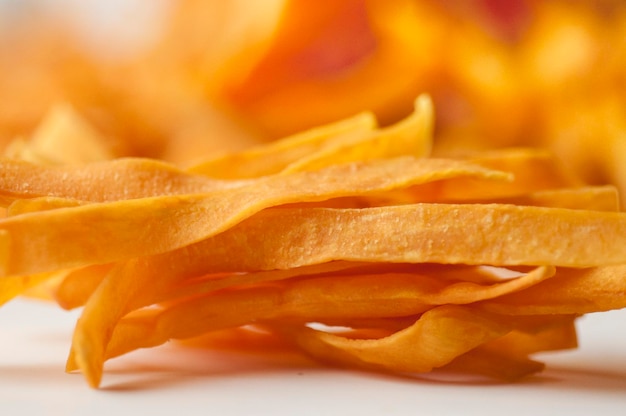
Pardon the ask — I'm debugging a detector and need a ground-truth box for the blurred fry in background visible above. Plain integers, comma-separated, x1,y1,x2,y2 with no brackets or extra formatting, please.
0,0,624,199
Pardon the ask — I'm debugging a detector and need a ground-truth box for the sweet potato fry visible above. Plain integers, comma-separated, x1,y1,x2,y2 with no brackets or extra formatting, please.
0,158,508,276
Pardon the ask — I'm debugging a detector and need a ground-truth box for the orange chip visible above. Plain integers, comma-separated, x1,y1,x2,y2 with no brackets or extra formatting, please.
479,265,626,315
0,157,246,206
0,158,508,276
187,111,377,177
284,306,514,375
69,266,553,385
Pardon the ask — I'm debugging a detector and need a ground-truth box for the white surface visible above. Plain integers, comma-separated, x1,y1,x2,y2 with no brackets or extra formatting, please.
2,298,626,415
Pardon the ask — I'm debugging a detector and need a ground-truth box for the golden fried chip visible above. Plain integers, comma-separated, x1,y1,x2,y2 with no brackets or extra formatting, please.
187,111,377,177
0,158,508,276
441,346,545,381
177,325,295,355
432,148,582,201
121,204,626,278
281,95,433,173
7,197,85,216
462,186,620,211
285,306,513,375
479,265,626,315
0,157,246,206
483,317,578,357
0,272,54,306
442,315,577,380
52,264,114,310
1,0,626,391
61,201,626,385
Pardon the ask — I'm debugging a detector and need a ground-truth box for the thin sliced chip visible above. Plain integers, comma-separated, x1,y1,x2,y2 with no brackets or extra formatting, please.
281,95,433,173
426,148,580,201
483,317,578,357
187,111,377,177
177,325,296,355
0,157,246,206
171,266,554,309
284,305,513,375
440,346,545,381
168,261,373,303
479,265,626,315
0,272,55,306
357,147,591,206
468,148,581,187
442,316,577,380
7,197,86,216
0,158,508,276
52,264,114,310
109,203,626,281
458,186,620,211
169,263,550,304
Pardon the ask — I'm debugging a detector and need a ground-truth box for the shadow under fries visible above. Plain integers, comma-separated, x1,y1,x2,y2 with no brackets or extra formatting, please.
97,340,324,392
3,300,626,394
96,335,626,392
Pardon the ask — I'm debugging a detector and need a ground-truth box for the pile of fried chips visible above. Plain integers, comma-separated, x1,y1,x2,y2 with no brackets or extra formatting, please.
2,95,626,388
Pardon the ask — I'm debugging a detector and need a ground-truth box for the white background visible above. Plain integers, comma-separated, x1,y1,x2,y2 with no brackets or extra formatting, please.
1,298,626,416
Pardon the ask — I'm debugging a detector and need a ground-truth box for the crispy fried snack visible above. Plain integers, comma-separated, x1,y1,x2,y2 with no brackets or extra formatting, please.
1,97,626,390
